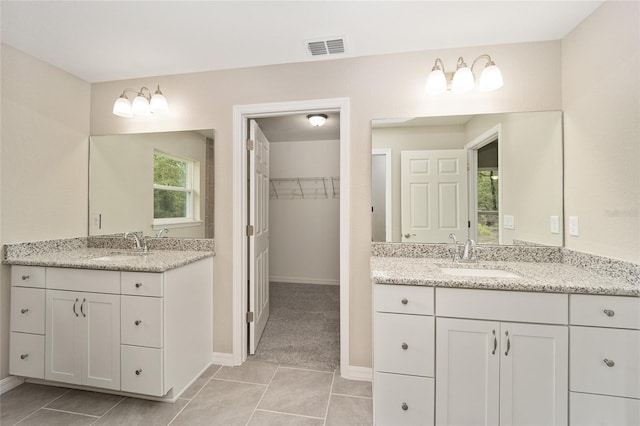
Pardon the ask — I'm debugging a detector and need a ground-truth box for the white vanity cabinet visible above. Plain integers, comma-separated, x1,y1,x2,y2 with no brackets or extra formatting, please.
569,294,640,426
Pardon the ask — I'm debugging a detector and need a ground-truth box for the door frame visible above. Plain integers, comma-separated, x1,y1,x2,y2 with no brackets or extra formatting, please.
232,98,351,377
465,124,502,244
371,149,392,242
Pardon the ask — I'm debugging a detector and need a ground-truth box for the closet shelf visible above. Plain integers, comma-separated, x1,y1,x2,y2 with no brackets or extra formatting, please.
269,177,340,200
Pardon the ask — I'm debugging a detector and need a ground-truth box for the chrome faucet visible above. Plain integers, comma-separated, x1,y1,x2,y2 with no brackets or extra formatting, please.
460,238,477,263
449,233,461,262
124,232,148,252
156,228,169,238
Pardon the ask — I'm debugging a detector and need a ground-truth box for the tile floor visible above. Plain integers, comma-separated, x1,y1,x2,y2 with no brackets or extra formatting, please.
1,360,373,426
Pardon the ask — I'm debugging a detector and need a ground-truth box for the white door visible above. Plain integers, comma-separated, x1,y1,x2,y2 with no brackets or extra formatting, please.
45,290,83,385
499,322,568,426
249,119,270,354
83,293,120,390
401,150,468,243
436,318,500,426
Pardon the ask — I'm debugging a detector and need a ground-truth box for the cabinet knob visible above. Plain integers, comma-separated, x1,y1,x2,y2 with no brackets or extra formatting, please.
603,359,615,367
20,354,28,360
401,298,408,305
21,308,29,314
401,402,408,411
21,275,30,281
401,342,408,350
135,282,142,288
135,320,142,326
603,309,615,317
135,369,143,375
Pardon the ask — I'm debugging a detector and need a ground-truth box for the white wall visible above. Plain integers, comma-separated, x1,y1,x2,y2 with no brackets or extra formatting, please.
563,0,640,263
0,44,91,379
269,140,340,285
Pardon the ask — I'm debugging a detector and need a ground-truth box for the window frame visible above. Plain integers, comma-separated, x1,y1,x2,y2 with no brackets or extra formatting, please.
152,150,197,226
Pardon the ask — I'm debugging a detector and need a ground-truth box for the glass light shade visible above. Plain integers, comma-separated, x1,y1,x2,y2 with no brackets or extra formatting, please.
452,66,475,93
308,114,327,127
425,69,447,94
150,93,168,113
478,65,504,92
131,95,151,116
113,96,133,118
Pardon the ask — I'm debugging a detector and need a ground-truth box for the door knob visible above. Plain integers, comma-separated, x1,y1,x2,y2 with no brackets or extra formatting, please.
403,233,416,238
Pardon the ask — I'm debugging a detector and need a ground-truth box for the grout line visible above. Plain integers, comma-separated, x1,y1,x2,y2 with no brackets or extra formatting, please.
39,407,100,418
10,387,72,426
89,397,126,426
323,371,337,426
277,365,336,375
210,377,272,387
245,364,279,426
330,392,373,400
167,374,216,426
254,408,325,420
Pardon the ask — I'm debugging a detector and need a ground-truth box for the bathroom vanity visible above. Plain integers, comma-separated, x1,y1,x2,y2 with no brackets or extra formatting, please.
7,246,213,401
371,255,640,426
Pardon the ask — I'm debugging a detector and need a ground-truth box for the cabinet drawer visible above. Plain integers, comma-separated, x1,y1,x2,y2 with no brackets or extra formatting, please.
47,267,120,294
11,287,45,334
374,372,434,426
121,272,163,297
11,266,45,288
436,288,568,324
375,285,433,315
10,332,44,379
570,326,640,399
570,294,640,329
121,345,164,396
570,392,640,426
121,296,163,348
375,312,434,377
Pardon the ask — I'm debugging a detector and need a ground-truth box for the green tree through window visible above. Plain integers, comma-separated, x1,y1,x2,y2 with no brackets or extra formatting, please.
153,152,193,220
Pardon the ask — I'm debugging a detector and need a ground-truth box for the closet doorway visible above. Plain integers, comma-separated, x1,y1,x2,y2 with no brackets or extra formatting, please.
232,98,353,378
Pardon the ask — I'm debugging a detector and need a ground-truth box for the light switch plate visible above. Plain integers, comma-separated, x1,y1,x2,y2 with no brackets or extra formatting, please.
550,216,560,234
569,216,579,236
504,215,515,230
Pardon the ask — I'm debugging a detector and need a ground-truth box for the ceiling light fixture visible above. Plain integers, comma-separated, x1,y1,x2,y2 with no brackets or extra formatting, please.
113,85,168,118
307,114,328,127
425,54,503,95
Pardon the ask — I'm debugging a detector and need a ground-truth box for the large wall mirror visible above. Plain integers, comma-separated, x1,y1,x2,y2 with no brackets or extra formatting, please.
89,129,214,238
372,111,563,246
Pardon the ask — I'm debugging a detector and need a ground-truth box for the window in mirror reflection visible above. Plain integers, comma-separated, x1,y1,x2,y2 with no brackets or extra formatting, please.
153,151,197,224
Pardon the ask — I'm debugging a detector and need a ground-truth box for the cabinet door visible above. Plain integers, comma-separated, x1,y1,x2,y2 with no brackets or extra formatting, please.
436,318,500,426
82,292,120,390
45,290,83,384
499,322,568,426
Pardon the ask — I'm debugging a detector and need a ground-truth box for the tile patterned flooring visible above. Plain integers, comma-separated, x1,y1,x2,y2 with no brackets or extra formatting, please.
1,360,373,425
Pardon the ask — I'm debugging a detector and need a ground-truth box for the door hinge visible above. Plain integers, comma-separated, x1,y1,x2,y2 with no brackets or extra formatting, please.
467,162,470,171
468,220,471,228
246,225,254,236
246,139,254,151
246,311,254,323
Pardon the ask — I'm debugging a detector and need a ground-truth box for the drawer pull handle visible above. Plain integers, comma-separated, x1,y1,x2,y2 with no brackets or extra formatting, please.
21,275,30,280
80,299,86,317
603,359,615,367
135,282,143,288
20,354,28,360
21,308,29,314
401,298,408,305
492,330,497,355
603,309,615,317
135,369,143,375
135,320,142,326
73,298,79,317
401,342,408,350
401,402,408,411
504,331,511,356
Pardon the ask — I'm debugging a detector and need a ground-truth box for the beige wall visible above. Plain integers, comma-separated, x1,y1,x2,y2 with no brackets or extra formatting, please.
1,44,91,379
562,0,640,263
90,40,563,366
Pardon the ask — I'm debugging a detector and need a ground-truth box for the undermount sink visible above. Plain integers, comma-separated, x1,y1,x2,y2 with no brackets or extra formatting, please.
439,267,521,279
91,254,144,262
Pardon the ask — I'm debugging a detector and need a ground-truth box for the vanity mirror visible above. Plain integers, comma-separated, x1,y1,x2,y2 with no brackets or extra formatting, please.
89,130,214,238
372,111,563,246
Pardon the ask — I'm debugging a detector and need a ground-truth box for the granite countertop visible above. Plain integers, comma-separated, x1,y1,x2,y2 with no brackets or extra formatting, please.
371,256,639,296
4,248,214,273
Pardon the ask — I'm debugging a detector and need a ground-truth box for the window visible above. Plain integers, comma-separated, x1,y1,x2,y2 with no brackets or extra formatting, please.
153,151,196,224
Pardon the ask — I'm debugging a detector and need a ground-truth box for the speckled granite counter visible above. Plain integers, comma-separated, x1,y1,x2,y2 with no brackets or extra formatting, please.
371,256,639,296
4,248,214,273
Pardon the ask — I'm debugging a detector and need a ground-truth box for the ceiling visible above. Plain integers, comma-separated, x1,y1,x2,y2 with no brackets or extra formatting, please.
256,113,340,142
1,1,604,83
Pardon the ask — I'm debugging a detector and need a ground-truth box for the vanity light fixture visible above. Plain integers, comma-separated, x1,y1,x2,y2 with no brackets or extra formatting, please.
307,114,328,127
113,85,168,118
425,54,503,95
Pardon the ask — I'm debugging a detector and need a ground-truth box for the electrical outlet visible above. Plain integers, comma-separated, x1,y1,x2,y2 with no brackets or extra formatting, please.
550,216,560,234
503,215,515,230
569,216,579,237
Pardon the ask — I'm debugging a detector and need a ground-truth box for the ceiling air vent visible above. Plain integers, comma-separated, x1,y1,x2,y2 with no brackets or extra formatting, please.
306,36,347,57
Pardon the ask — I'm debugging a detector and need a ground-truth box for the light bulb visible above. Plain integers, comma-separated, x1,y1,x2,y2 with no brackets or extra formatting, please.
150,86,168,113
425,69,447,94
112,95,133,118
307,114,328,127
452,66,475,93
131,94,151,116
478,64,504,92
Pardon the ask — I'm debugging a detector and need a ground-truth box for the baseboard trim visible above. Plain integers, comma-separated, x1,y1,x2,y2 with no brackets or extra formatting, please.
1,375,25,394
270,276,339,286
341,365,373,382
212,352,239,366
